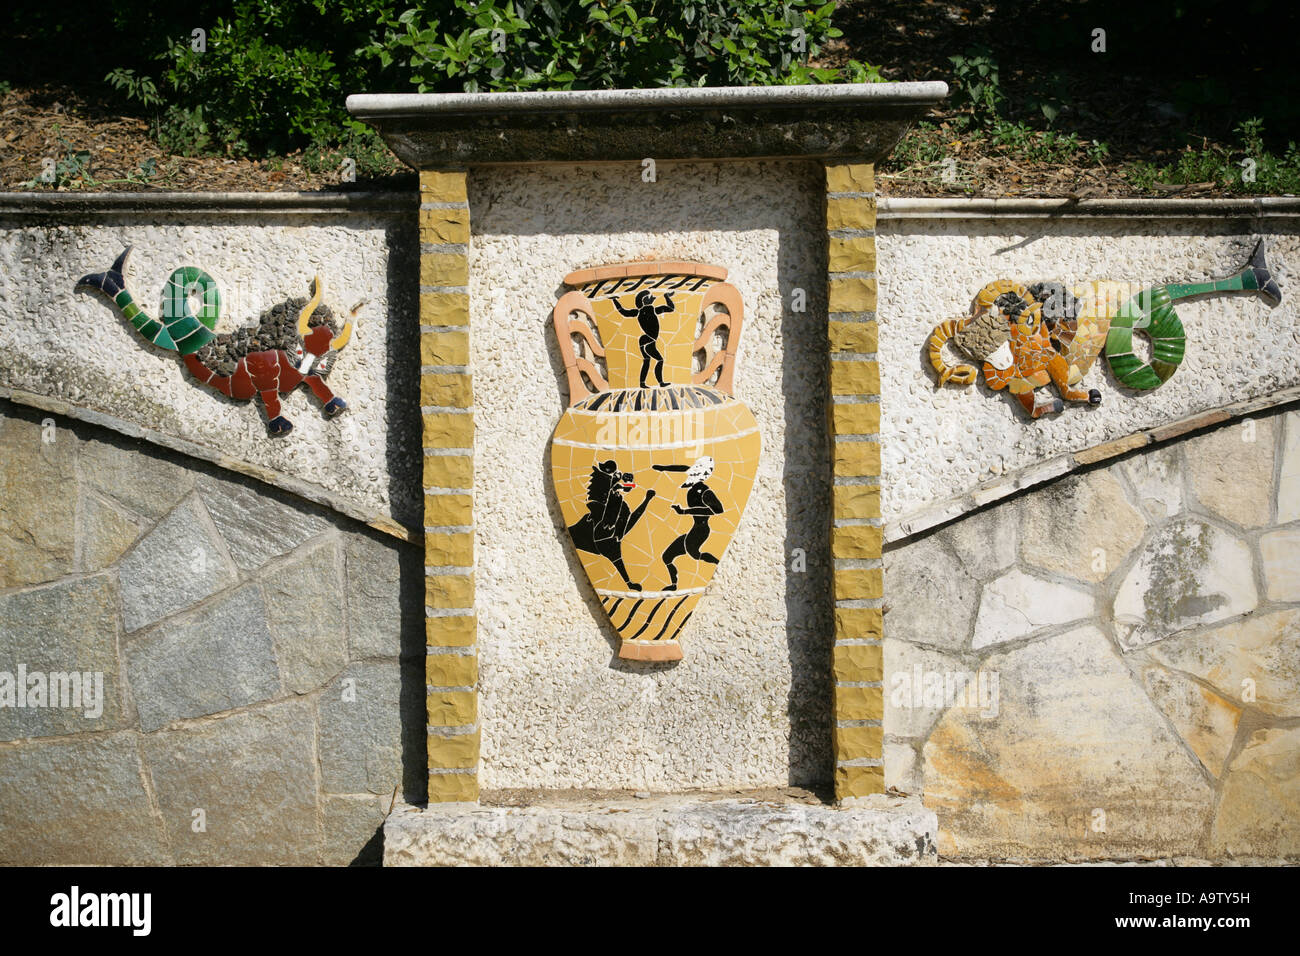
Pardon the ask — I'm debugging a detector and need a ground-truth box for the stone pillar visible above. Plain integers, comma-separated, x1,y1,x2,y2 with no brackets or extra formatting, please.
419,169,480,803
825,162,885,800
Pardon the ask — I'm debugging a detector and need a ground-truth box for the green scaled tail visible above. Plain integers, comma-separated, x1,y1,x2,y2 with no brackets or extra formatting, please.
161,265,221,354
1105,286,1185,390
74,247,219,355
1104,241,1282,391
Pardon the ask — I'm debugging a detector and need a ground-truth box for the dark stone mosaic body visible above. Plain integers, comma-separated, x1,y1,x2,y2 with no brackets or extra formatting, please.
195,298,340,377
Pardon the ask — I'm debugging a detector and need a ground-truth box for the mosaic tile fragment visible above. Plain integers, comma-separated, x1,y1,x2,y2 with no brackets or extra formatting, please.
926,240,1283,418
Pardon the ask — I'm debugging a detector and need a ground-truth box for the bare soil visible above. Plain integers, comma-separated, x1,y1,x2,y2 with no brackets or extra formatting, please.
0,85,412,194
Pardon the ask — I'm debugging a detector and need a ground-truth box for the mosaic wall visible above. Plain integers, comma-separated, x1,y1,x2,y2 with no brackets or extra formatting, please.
468,160,833,791
876,223,1300,525
0,218,420,531
3,197,1297,861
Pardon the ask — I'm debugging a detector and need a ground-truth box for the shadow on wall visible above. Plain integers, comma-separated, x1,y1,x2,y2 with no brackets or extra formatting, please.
0,398,426,867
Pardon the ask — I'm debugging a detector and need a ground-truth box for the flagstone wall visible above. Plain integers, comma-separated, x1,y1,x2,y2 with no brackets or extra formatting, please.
0,401,424,865
882,403,1299,860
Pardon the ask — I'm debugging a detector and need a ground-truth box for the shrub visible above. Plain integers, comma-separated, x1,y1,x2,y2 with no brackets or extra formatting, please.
95,0,876,158
1124,119,1300,195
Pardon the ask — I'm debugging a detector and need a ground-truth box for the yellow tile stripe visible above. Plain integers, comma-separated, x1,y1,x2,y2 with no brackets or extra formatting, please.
420,169,478,803
825,162,883,800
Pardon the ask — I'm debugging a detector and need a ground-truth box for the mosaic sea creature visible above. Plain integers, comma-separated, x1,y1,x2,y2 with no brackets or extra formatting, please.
927,241,1282,418
76,247,359,436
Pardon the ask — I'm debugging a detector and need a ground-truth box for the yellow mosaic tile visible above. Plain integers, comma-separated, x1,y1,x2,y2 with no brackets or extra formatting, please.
426,572,475,609
834,484,881,520
829,320,878,354
833,685,883,721
427,772,479,803
828,235,877,273
420,253,469,288
420,375,473,408
427,689,477,727
833,724,883,761
834,607,884,641
828,277,878,313
426,614,477,648
832,643,883,683
826,196,877,231
423,454,473,490
832,524,883,560
831,402,881,435
419,206,470,244
425,651,478,688
422,411,474,447
825,163,875,194
835,764,884,799
419,170,468,203
420,330,470,367
425,532,473,567
833,440,881,476
830,359,880,395
428,731,480,770
420,292,470,326
834,567,883,600
424,493,473,526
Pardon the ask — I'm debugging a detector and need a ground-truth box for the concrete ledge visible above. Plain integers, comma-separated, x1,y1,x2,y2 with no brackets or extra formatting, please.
348,83,947,167
879,196,1300,219
0,190,413,219
885,385,1300,545
382,794,937,866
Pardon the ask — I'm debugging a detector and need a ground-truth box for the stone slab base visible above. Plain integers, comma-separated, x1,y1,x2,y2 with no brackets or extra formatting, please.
383,794,937,866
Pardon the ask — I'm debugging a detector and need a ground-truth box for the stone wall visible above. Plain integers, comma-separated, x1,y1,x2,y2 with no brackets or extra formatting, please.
3,193,1297,864
0,400,425,865
882,403,1299,860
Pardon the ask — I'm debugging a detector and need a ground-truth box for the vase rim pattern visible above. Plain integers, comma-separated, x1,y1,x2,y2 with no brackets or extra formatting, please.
563,260,729,286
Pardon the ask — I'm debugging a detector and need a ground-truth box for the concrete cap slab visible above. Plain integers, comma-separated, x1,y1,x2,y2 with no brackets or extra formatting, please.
347,82,948,168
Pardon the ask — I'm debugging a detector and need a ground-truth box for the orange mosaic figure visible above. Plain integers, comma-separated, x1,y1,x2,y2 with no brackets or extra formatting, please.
929,279,1103,419
929,243,1282,417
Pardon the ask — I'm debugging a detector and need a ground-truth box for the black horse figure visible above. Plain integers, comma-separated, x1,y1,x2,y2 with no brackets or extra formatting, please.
568,460,656,591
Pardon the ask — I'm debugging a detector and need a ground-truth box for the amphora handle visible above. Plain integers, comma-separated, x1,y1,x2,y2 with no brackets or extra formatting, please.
692,281,744,395
552,290,608,406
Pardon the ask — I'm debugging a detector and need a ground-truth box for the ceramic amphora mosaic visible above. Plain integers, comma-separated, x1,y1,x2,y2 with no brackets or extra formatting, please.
550,261,760,661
